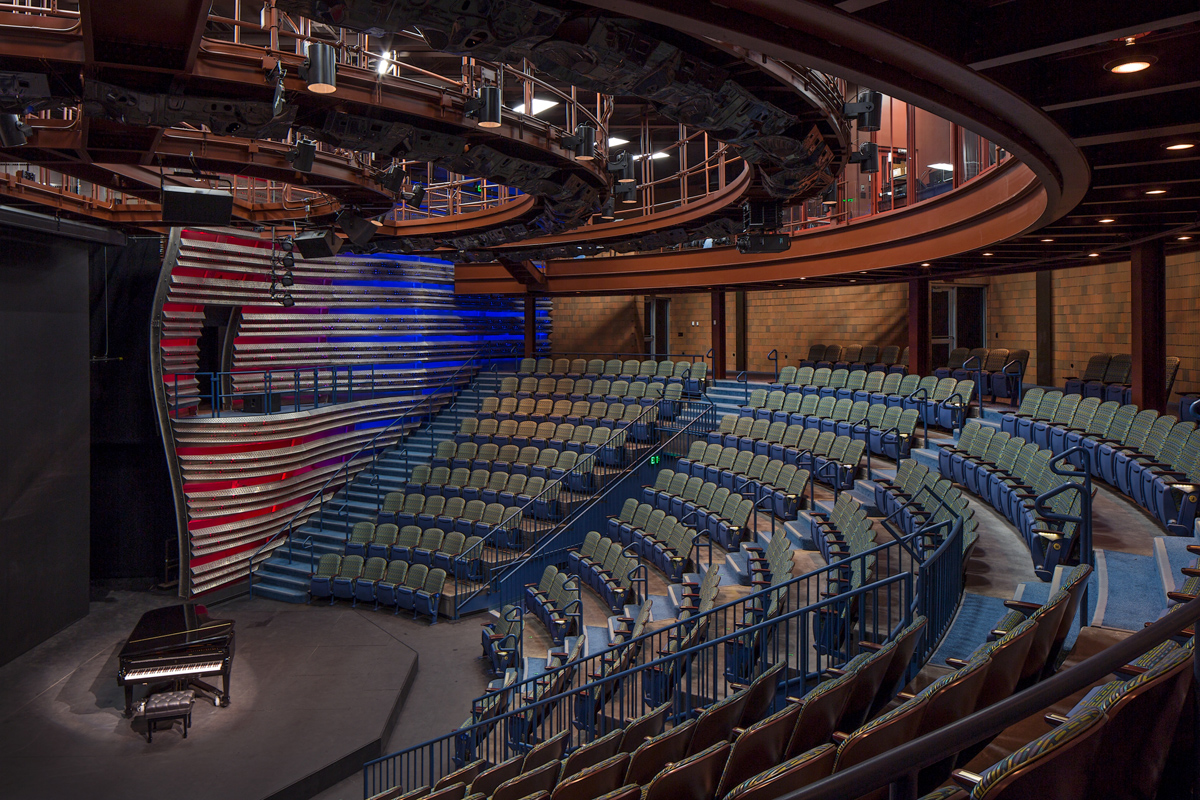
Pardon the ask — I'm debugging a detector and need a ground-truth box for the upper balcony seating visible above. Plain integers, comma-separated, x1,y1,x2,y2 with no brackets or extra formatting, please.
795,343,906,374
515,357,707,394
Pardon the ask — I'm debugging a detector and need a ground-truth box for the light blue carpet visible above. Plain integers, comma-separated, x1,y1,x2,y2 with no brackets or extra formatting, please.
649,593,675,621
524,656,548,679
1015,569,1099,650
929,593,1011,666
1101,550,1166,631
585,625,611,657
1160,537,1198,593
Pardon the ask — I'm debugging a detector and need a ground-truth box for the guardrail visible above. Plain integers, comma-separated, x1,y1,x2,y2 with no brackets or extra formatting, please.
247,346,517,593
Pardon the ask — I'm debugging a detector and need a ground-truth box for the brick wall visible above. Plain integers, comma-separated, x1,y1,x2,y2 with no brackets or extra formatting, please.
985,251,1200,399
549,295,645,356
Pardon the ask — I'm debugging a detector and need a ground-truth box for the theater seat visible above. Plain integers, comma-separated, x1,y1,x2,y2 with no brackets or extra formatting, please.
721,744,837,800
640,741,730,800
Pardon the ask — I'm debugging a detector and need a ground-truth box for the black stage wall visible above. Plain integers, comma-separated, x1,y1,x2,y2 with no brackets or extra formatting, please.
89,238,174,590
0,226,91,665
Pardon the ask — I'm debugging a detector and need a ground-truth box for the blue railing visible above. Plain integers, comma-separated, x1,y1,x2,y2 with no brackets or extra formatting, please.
767,349,779,381
1035,447,1093,629
247,346,517,592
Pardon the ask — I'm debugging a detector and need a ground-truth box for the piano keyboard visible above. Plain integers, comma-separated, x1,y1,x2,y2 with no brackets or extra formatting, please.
124,660,225,681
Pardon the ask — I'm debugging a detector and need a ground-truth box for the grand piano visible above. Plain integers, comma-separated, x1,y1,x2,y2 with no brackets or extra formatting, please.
118,603,235,717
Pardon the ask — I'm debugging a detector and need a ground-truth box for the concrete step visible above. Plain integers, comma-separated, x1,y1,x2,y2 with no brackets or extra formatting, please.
252,583,308,604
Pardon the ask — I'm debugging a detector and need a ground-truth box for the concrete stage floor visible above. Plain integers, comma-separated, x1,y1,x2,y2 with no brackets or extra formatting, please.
0,591,423,800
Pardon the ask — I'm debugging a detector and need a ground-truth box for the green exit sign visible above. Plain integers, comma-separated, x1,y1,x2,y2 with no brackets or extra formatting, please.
650,455,661,465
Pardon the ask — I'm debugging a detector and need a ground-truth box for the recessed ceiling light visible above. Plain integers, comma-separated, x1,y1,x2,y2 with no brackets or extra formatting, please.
1105,55,1156,74
607,136,629,147
511,98,559,115
920,262,931,267
1146,189,1167,195
1164,142,1195,151
982,252,994,256
1041,238,1054,242
1179,236,1193,241
1088,253,1100,257
1099,218,1115,223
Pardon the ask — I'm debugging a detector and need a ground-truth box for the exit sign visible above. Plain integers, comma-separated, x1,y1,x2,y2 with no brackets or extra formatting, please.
650,455,661,465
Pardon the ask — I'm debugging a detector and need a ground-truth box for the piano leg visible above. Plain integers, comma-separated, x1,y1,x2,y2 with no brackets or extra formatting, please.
124,686,134,718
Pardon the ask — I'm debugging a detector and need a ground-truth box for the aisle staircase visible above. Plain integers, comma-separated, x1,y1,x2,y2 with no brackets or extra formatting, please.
251,372,503,603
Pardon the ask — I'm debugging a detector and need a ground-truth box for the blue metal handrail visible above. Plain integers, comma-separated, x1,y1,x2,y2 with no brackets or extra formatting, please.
904,385,931,448
1034,447,1093,629
999,355,1026,407
767,349,779,381
246,346,512,592
737,370,749,404
959,353,983,420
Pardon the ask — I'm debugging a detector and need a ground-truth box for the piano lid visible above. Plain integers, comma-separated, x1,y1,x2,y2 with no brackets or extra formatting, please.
120,603,234,660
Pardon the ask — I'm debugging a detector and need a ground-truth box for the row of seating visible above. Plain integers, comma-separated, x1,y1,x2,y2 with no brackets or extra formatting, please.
565,535,643,614
1062,353,1180,403
1001,389,1199,535
478,398,661,440
872,460,980,562
798,343,908,372
939,422,1086,580
309,555,447,622
934,348,1029,402
481,605,524,676
525,566,583,645
730,399,920,462
761,371,975,431
448,424,631,465
416,448,598,495
612,477,753,551
809,493,877,566
345,521,485,578
384,475,562,521
500,377,686,406
517,357,708,393
432,442,605,477
697,426,867,492
373,497,525,549
647,458,810,525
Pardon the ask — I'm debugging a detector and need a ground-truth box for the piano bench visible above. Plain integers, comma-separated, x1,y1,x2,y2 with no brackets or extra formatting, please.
139,690,195,743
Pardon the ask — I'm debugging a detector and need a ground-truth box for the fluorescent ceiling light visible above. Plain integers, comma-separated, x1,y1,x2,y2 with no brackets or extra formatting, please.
633,152,669,160
512,98,559,115
608,136,629,147
377,54,390,75
928,163,954,171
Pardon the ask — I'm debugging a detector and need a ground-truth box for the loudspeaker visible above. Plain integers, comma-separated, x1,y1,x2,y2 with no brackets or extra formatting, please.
743,200,783,231
161,186,234,226
336,210,376,247
243,393,282,413
293,229,343,259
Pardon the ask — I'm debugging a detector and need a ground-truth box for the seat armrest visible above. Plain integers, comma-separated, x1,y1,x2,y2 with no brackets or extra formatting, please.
1004,599,1041,612
951,771,984,790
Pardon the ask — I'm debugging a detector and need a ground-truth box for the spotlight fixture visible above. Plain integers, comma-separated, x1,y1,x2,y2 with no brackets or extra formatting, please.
477,86,501,128
304,42,338,93
380,163,406,193
607,151,636,184
403,184,425,208
573,124,596,161
0,112,31,147
1164,142,1195,151
597,198,615,221
281,252,295,269
336,209,377,247
1105,55,1156,74
288,139,316,173
616,184,638,204
847,141,879,174
1145,189,1167,195
280,272,294,287
1099,218,1115,223
281,293,295,307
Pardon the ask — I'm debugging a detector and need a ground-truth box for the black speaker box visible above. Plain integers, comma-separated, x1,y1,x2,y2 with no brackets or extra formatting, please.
294,229,343,259
161,186,234,226
243,393,282,413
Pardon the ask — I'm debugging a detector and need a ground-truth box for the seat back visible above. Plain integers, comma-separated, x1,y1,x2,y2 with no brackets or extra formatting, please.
717,702,803,798
786,669,856,757
524,729,570,772
1101,353,1132,384
619,702,671,753
687,689,749,755
314,553,341,578
721,745,837,800
837,640,897,732
470,755,524,798
550,753,630,800
625,718,697,785
491,761,560,800
944,347,969,369
972,619,1037,709
1078,353,1111,381
646,744,732,800
973,708,1108,800
806,344,825,361
833,694,928,772
871,616,928,714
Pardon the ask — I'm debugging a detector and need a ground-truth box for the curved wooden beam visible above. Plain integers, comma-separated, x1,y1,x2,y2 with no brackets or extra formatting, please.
455,158,1045,293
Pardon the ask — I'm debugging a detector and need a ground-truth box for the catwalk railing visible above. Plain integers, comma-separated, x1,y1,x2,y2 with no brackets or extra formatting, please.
247,347,517,593
364,508,967,797
452,397,720,615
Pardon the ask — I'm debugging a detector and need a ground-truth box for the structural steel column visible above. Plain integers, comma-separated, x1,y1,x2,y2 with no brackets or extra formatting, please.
712,288,727,380
1036,270,1055,387
734,290,748,373
1131,241,1167,412
523,294,537,359
908,278,931,377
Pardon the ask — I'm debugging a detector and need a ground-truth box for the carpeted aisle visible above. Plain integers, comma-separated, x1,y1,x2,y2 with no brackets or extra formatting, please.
929,593,1011,665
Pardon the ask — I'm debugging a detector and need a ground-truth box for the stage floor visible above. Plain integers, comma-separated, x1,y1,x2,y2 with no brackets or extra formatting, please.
0,591,421,800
